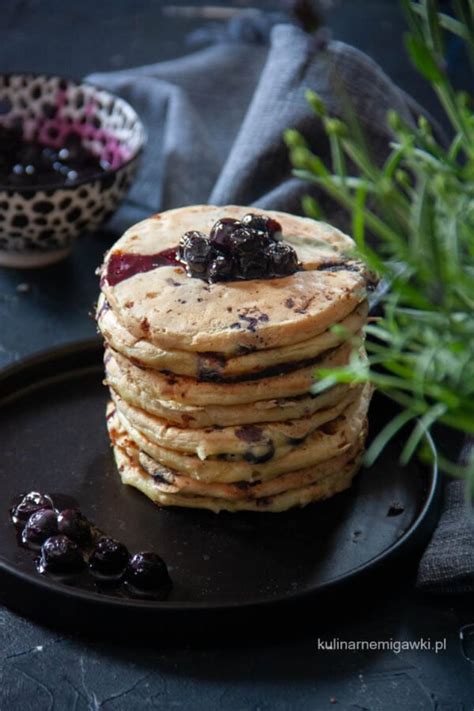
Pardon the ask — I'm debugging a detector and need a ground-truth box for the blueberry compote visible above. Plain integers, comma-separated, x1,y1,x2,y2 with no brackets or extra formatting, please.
0,127,107,188
9,491,172,600
178,213,299,282
102,212,300,287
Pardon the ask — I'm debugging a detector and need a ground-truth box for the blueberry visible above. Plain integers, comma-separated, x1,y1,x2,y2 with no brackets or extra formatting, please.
242,213,282,239
207,254,234,283
41,146,58,164
37,535,84,574
57,509,92,546
179,231,216,276
209,218,241,253
125,552,171,593
265,241,299,276
227,227,271,279
229,227,270,256
10,492,54,528
237,252,269,280
89,537,129,577
22,509,58,547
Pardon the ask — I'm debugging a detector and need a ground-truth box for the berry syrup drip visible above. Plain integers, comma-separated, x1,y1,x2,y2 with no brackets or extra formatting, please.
0,126,109,188
102,248,182,287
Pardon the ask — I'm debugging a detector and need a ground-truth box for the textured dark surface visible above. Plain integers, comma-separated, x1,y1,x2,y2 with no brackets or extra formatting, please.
0,1,473,709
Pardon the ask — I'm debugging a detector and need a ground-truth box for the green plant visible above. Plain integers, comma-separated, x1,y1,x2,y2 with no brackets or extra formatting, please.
285,0,474,483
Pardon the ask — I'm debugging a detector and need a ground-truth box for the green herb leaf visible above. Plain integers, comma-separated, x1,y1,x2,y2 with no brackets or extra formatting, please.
287,0,474,486
404,33,445,83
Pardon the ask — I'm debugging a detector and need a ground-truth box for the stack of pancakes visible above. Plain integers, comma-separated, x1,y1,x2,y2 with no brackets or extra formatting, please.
98,205,373,513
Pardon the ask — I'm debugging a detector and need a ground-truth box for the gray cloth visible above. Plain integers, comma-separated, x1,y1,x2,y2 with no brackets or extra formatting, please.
87,23,418,232
87,22,474,593
417,437,474,593
417,480,474,593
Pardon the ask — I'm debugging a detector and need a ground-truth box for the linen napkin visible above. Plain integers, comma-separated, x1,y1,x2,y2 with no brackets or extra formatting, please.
87,21,420,233
416,440,474,593
87,19,474,594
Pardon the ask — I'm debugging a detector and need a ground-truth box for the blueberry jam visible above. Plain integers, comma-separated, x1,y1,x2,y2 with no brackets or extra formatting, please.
9,491,172,599
0,126,107,188
178,213,299,283
101,213,300,286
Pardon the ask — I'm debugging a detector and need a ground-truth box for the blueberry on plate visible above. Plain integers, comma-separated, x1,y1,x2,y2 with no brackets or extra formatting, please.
89,537,129,578
10,491,54,528
209,218,241,253
265,241,299,276
37,535,84,575
125,552,171,595
21,509,58,548
241,213,282,239
57,509,92,547
179,231,216,276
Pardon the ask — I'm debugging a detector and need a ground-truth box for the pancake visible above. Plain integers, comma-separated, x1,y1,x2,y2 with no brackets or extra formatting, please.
109,407,364,500
98,294,368,379
111,384,363,460
112,435,362,513
109,383,371,483
105,340,356,407
106,357,355,428
138,435,365,500
99,205,371,355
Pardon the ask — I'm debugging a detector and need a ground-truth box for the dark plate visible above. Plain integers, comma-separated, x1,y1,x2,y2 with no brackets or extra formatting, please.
0,340,440,626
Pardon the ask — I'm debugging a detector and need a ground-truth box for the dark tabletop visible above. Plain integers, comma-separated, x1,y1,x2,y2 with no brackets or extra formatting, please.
1,1,473,709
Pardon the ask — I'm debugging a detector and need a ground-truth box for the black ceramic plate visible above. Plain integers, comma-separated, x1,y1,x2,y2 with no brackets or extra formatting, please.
0,340,440,625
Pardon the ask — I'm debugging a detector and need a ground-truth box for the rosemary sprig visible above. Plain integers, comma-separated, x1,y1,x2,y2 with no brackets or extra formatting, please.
285,0,474,485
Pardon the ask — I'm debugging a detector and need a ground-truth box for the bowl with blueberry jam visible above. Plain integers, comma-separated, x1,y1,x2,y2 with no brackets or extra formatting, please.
0,73,145,268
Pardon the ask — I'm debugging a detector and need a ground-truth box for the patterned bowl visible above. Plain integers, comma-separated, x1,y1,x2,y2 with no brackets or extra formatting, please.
0,73,145,268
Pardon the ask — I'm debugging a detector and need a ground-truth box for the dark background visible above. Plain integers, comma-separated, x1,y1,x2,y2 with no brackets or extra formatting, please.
0,1,473,709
